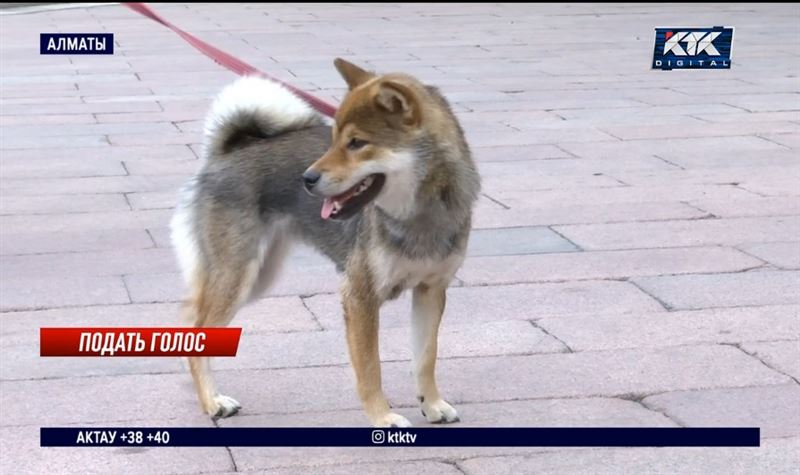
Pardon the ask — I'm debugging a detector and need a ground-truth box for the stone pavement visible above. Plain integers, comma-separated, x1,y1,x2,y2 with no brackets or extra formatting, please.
1,2,799,474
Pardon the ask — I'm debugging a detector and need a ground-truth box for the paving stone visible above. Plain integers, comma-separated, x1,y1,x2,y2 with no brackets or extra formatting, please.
1,337,178,381
0,113,97,126
471,144,571,162
220,320,566,373
481,170,623,194
0,193,129,215
632,271,800,310
20,342,786,427
658,146,798,170
124,259,341,302
0,209,173,235
1,134,109,150
1,156,127,178
3,319,562,381
597,165,799,188
689,197,800,219
1,228,153,255
1,175,188,196
0,422,231,475
468,127,619,146
738,175,800,196
223,398,676,470
122,158,201,176
241,461,463,475
554,216,800,251
477,156,678,175
466,226,579,257
0,144,197,162
1,121,177,137
473,201,708,229
491,184,757,208
458,437,800,475
0,248,177,279
0,99,162,115
304,280,665,331
0,275,130,311
108,133,200,146
9,344,783,426
458,246,762,285
739,242,800,269
459,98,644,112
761,132,800,149
230,445,533,472
602,121,799,141
740,340,800,381
537,305,800,352
692,111,800,123
554,103,747,122
408,346,791,407
559,136,786,162
126,191,179,210
716,93,800,112
221,397,675,429
643,384,800,438
1,298,319,347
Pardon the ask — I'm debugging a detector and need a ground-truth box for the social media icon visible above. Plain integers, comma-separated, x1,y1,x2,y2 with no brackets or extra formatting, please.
371,430,385,444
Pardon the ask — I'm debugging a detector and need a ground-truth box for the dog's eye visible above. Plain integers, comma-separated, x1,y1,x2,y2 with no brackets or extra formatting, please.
347,138,368,150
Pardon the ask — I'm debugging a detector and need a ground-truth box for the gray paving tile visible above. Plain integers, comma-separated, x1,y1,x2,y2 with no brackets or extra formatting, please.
643,384,800,438
467,226,579,257
740,340,800,381
537,305,800,352
458,246,762,285
304,280,665,331
632,270,800,310
458,438,800,475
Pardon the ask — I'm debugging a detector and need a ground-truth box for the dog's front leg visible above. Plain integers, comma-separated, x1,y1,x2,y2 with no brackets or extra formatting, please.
342,278,411,427
412,283,459,423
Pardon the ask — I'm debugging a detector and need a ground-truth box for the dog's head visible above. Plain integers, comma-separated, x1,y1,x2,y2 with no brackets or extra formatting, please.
304,58,429,221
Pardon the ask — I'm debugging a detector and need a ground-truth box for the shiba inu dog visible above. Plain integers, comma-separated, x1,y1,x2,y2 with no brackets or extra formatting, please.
171,59,480,427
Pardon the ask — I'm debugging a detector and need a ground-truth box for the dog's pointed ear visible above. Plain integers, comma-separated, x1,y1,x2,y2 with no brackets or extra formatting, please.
374,80,421,127
334,58,374,90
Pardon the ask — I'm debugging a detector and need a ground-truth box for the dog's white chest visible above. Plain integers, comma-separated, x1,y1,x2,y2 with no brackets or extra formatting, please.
368,248,464,299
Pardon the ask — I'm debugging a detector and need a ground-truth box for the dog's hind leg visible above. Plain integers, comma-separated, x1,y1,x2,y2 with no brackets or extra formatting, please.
182,256,260,418
179,217,290,419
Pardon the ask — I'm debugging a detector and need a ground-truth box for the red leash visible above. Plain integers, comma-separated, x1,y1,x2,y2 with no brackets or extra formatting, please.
123,3,338,118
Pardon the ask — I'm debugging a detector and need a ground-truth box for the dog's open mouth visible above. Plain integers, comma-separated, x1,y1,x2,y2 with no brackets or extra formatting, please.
321,174,385,220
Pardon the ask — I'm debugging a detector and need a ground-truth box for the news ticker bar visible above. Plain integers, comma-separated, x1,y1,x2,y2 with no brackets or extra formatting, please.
41,427,760,447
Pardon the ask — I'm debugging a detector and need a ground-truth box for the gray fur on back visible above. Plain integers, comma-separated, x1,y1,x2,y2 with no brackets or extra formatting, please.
179,76,480,276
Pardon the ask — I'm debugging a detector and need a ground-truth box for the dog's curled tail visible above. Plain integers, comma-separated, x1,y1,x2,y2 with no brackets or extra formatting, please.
203,76,325,157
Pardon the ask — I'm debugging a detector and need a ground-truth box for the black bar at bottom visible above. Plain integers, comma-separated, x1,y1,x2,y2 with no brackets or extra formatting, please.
41,427,760,447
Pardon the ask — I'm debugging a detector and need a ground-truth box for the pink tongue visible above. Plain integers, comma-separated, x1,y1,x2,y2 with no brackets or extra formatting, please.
321,198,335,220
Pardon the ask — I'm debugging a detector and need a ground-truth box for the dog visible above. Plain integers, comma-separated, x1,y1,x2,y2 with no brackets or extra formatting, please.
170,58,480,427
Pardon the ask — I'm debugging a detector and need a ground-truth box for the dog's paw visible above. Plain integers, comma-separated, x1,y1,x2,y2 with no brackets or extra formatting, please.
209,394,241,419
421,399,459,424
373,412,413,428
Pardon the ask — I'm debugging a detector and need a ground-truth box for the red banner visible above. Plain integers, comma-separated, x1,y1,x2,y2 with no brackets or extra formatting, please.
40,328,242,357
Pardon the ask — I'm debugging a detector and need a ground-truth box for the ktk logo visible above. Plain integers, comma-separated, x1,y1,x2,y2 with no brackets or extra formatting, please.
652,26,733,70
663,31,721,56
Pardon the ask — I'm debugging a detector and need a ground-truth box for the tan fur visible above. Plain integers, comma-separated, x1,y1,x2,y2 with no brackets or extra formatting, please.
341,257,392,423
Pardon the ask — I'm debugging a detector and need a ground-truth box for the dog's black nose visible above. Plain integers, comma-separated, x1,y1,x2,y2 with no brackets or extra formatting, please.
302,170,321,189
